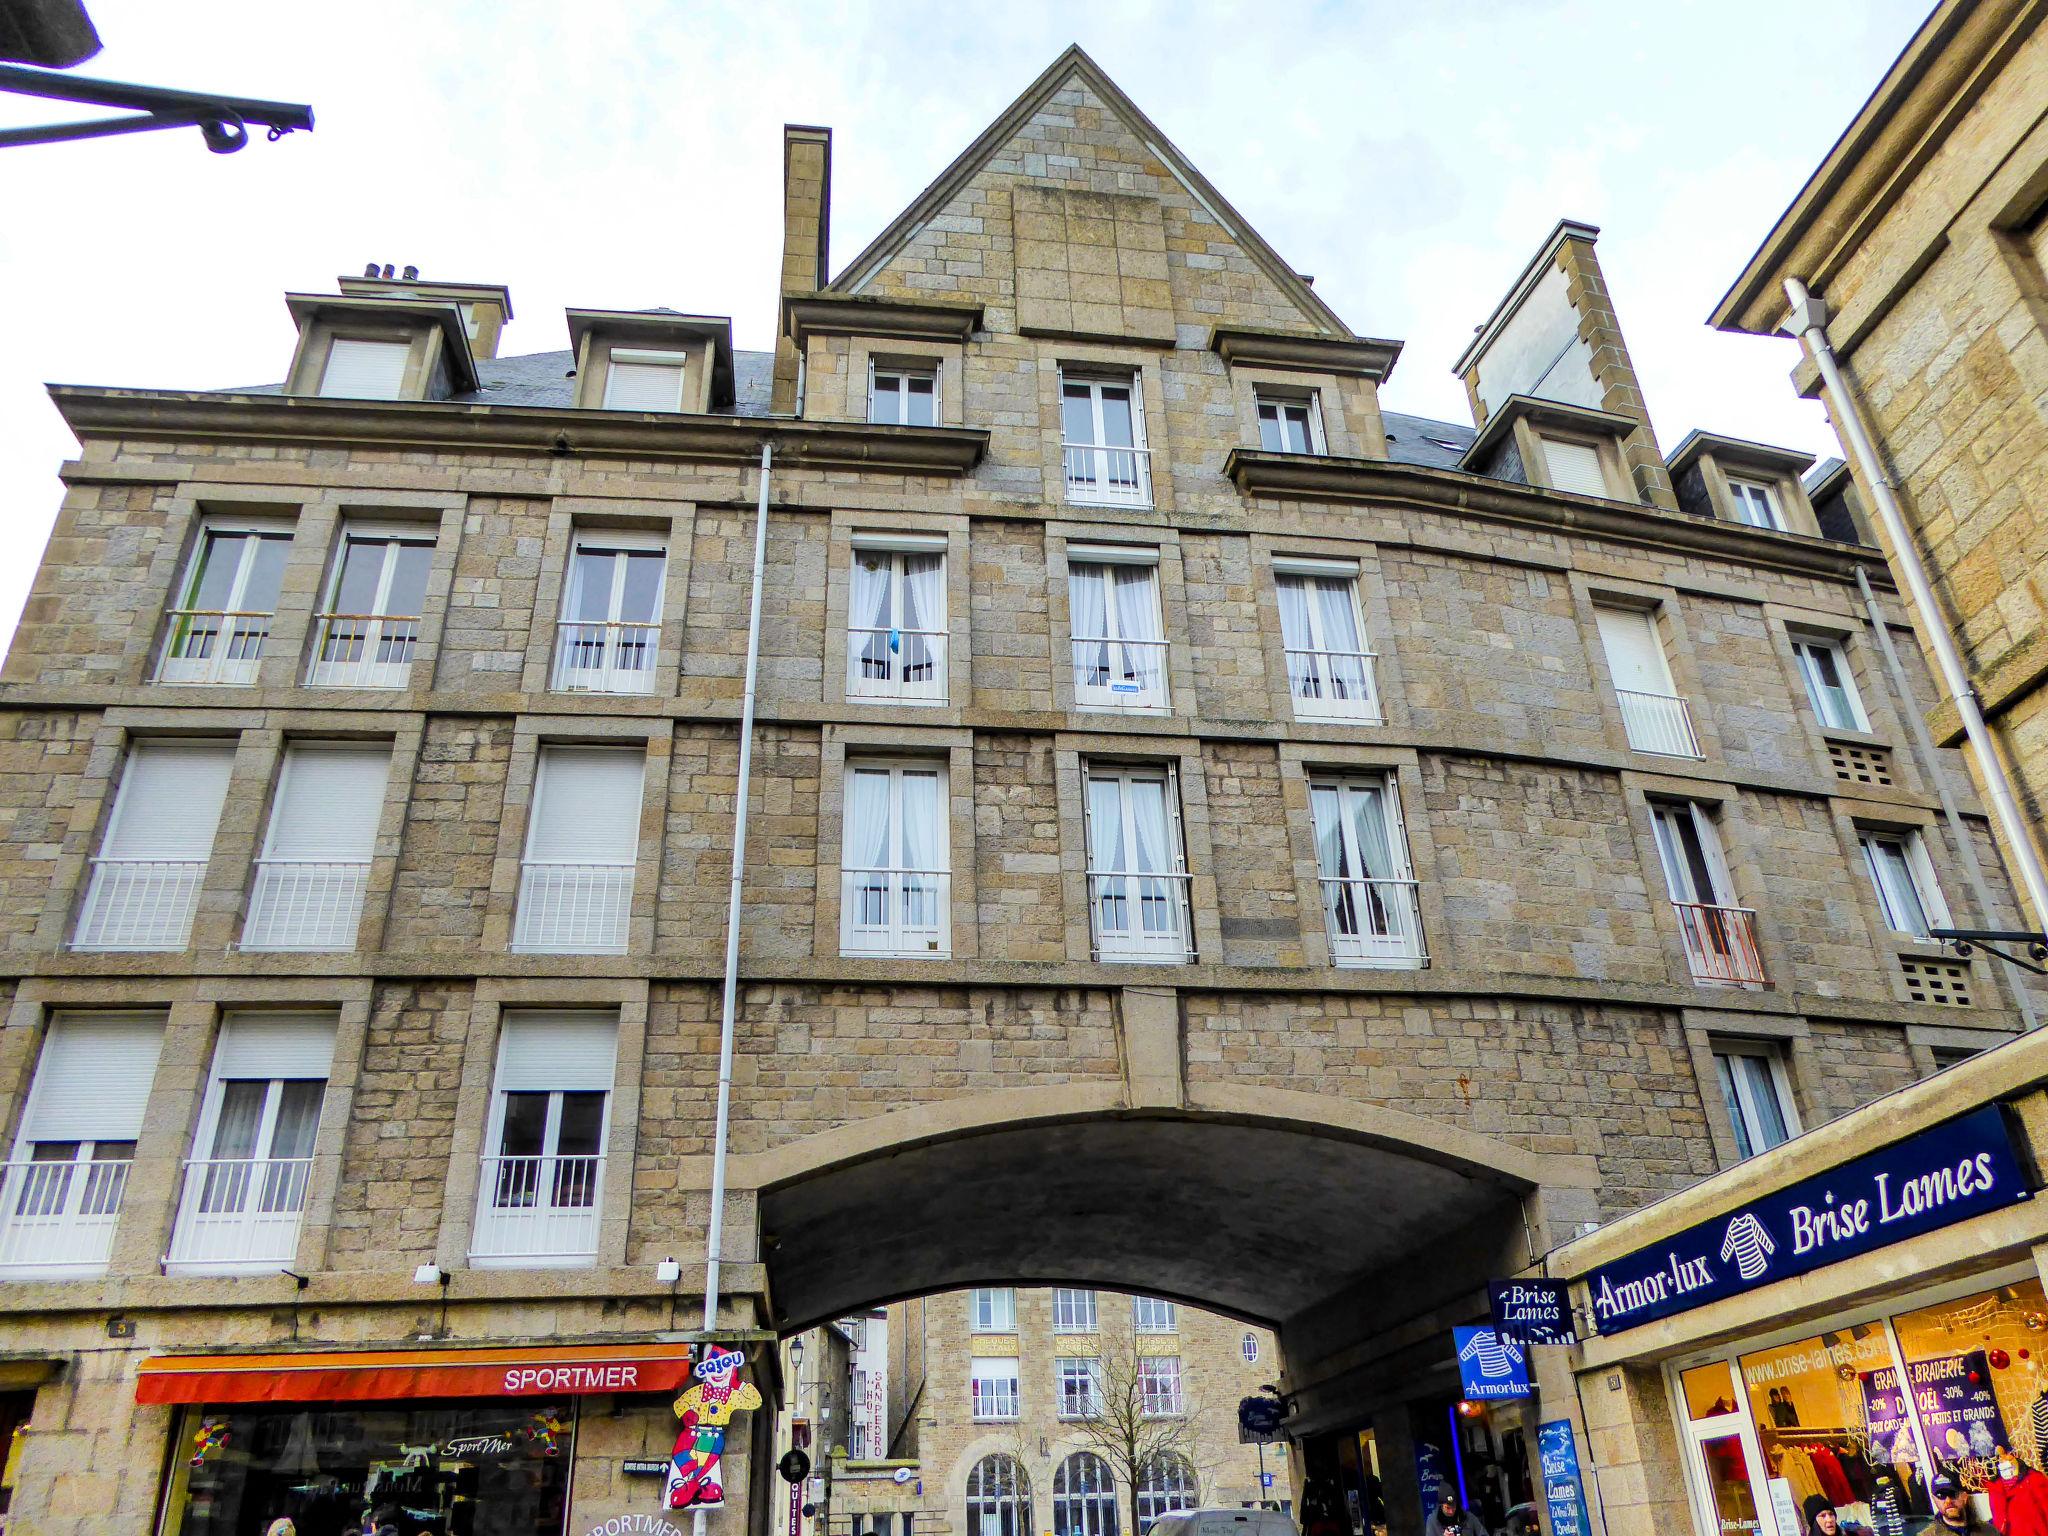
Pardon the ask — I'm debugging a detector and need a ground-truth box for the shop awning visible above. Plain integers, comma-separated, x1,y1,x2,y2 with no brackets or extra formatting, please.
135,1342,698,1406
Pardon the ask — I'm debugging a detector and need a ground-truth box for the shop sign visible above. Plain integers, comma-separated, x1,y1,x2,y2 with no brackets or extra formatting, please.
623,1459,670,1477
1453,1326,1530,1400
1585,1106,2030,1334
1864,1352,2009,1475
1537,1421,1590,1536
580,1519,691,1536
1489,1280,1575,1345
789,1470,804,1536
1415,1442,1448,1508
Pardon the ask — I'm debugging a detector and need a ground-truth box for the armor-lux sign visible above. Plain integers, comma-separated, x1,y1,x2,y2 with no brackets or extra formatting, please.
1585,1106,2030,1334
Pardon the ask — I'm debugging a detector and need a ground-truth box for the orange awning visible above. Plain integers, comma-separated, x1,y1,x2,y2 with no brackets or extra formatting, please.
135,1342,696,1406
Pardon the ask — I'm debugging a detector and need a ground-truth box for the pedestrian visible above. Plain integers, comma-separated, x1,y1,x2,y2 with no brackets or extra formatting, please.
1990,1450,2048,1536
265,1522,296,1536
1424,1489,1469,1536
1803,1494,1871,1536
1931,1473,1996,1536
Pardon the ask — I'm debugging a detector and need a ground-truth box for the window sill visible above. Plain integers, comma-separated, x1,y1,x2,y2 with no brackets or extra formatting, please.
840,948,954,961
1332,955,1428,971
468,1253,599,1270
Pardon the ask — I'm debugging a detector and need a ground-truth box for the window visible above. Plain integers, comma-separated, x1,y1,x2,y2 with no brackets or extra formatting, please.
1860,829,1949,940
471,1012,616,1266
1053,1287,1099,1333
1595,604,1701,758
602,349,687,412
1929,1043,1982,1072
1138,1355,1183,1416
1651,801,1765,985
167,1014,335,1273
970,1356,1020,1421
158,522,291,686
74,740,235,952
848,544,947,702
1309,774,1423,968
309,525,435,689
512,747,644,954
1276,567,1379,722
554,536,664,694
1257,395,1323,454
1136,1457,1198,1525
1053,1453,1120,1536
1791,636,1868,731
1061,374,1151,507
242,743,391,952
1241,1332,1260,1363
969,1287,1016,1332
1085,764,1193,963
1132,1296,1178,1333
967,1455,1030,1536
319,337,409,400
1541,436,1609,498
1727,478,1784,531
1056,1356,1103,1418
841,760,951,958
870,366,937,426
1069,556,1168,711
1712,1041,1797,1160
0,1013,163,1278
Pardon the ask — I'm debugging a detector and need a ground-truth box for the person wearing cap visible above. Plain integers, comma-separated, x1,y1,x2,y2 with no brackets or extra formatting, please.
1425,1488,1470,1536
1931,1473,1996,1536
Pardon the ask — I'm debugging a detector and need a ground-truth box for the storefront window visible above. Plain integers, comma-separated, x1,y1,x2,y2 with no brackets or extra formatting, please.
1698,1433,1767,1536
1686,1362,1741,1420
1891,1278,2048,1494
1740,1328,1914,1536
160,1399,574,1536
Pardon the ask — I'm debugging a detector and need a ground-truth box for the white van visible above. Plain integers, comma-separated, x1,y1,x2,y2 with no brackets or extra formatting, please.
1145,1509,1301,1536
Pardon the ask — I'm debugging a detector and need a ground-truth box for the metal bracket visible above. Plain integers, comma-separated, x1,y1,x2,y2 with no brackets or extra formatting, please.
0,62,311,151
1930,927,2048,977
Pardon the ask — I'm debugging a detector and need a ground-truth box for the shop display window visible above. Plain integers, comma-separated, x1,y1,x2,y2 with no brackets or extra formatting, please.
1891,1278,2048,1495
1739,1328,1915,1536
1686,1361,1741,1420
159,1399,574,1536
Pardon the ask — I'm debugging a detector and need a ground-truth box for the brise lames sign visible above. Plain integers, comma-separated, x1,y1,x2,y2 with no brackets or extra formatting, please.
1585,1105,2032,1333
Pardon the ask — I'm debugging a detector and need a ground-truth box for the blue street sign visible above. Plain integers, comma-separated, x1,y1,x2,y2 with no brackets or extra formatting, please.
1452,1326,1530,1400
1537,1421,1590,1536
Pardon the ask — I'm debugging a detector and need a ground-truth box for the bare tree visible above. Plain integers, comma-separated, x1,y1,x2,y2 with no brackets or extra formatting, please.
1064,1321,1204,1536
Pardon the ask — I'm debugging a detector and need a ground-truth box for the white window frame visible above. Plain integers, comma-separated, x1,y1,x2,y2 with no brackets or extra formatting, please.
1132,1296,1178,1333
1083,762,1194,963
158,520,293,686
1727,477,1784,531
868,362,939,427
1069,554,1169,713
1652,801,1767,986
307,524,436,689
970,1286,1015,1332
318,336,410,400
1540,434,1611,498
1308,773,1425,969
846,540,948,703
1275,563,1380,723
469,1013,617,1269
553,533,666,695
602,348,689,412
1859,828,1951,940
1056,1356,1104,1419
241,742,390,953
1241,1332,1260,1363
1255,393,1326,455
970,1356,1021,1421
1596,603,1702,759
1790,634,1869,732
1053,1287,1099,1333
1138,1354,1184,1416
839,757,952,959
1135,1456,1198,1525
1060,371,1152,507
1711,1039,1799,1161
511,746,644,955
73,739,235,953
966,1455,1030,1536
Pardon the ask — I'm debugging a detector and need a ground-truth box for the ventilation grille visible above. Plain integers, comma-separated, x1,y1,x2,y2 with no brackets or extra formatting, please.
1829,741,1895,786
1901,958,1973,1007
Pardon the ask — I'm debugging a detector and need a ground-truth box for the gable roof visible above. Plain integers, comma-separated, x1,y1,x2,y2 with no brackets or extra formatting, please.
827,44,1354,339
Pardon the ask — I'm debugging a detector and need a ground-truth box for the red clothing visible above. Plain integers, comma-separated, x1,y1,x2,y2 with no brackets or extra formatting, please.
1810,1446,1857,1508
1991,1468,2048,1536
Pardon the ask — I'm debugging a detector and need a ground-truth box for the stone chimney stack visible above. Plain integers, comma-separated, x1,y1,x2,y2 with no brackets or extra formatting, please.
773,124,833,414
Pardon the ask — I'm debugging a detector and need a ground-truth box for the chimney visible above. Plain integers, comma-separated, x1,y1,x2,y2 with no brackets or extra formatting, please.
773,124,833,414
335,271,516,361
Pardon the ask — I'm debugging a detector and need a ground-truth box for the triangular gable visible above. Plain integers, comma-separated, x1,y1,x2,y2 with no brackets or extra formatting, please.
828,44,1353,339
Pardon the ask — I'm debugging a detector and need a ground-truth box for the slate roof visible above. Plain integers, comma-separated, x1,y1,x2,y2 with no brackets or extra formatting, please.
1380,410,1476,470
235,347,780,417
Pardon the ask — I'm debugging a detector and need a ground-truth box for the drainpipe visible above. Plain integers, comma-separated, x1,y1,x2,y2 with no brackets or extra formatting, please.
1784,278,2048,936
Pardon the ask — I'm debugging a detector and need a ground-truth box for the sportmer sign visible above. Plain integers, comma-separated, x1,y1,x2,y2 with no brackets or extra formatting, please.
1584,1106,2033,1333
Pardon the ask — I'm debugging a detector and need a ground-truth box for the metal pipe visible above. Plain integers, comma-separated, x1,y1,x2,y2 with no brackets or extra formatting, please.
1785,277,2048,933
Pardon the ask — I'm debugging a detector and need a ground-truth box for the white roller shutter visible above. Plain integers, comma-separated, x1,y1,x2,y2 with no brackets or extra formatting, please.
523,747,644,863
263,744,391,860
1595,606,1673,694
603,360,685,412
18,1014,166,1143
103,741,236,860
1542,437,1609,498
319,339,411,400
495,1012,618,1092
211,1013,337,1081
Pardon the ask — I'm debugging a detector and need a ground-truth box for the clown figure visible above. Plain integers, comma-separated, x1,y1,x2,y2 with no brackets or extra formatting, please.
668,1346,763,1509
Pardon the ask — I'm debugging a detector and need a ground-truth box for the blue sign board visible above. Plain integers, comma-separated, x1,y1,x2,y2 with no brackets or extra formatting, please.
1586,1106,2030,1334
1490,1279,1576,1345
1453,1326,1530,1400
1537,1420,1590,1536
1414,1442,1447,1509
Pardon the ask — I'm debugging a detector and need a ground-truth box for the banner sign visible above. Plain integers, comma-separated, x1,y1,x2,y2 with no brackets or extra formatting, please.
1586,1107,2029,1333
1490,1279,1576,1345
1415,1442,1448,1509
1453,1326,1530,1400
1881,1352,2010,1476
1537,1421,1590,1536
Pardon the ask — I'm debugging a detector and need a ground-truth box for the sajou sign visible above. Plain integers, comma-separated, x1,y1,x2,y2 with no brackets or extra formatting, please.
1587,1105,2031,1333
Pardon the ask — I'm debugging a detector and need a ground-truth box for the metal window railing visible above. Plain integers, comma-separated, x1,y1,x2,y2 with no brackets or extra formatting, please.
1615,688,1703,758
165,1156,313,1270
552,621,659,695
1071,636,1169,710
469,1154,603,1263
841,869,950,958
1063,442,1152,507
157,609,271,686
1286,646,1382,722
1673,901,1768,985
511,862,634,954
241,859,370,951
1087,870,1194,963
847,627,947,702
73,858,208,951
1320,877,1426,967
308,612,419,689
0,1159,130,1275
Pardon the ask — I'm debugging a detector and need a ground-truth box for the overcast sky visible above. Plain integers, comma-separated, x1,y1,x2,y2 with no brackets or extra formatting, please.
0,0,1928,656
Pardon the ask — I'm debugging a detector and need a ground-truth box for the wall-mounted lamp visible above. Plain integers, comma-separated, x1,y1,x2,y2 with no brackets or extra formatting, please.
413,1263,446,1286
656,1257,682,1286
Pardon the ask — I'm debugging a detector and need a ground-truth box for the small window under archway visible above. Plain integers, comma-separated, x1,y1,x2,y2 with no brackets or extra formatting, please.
968,1453,1031,1536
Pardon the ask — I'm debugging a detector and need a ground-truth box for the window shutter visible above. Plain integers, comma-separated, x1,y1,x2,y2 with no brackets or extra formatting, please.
496,1012,618,1093
319,339,411,400
19,1014,166,1143
524,748,645,863
264,745,391,860
1542,438,1609,497
103,741,237,860
211,1013,337,1081
603,362,684,412
1594,607,1669,694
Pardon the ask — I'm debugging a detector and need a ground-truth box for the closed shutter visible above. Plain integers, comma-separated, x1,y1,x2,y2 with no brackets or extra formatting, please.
319,339,411,400
1542,437,1609,497
103,741,236,860
524,747,644,863
18,1014,166,1142
211,1013,336,1081
496,1012,618,1092
263,745,391,860
1594,606,1671,694
603,361,685,412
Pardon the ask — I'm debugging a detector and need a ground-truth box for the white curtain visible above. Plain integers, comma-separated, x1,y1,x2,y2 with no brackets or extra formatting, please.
903,553,944,680
1112,566,1159,691
1277,575,1314,696
1311,786,1346,880
846,770,892,872
1085,776,1123,873
1070,564,1110,686
899,770,942,930
1128,778,1172,937
852,556,893,678
1348,785,1395,879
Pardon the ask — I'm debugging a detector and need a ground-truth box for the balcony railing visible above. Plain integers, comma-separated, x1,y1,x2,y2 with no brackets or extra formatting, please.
1286,646,1382,722
1063,442,1152,507
0,1158,130,1276
847,627,947,702
1071,637,1169,710
308,612,419,689
552,620,659,695
1320,876,1426,967
1673,901,1768,985
73,858,207,951
841,868,950,958
1615,688,1703,758
1088,870,1194,963
157,609,271,686
241,859,370,951
511,862,633,954
165,1156,312,1271
469,1154,603,1265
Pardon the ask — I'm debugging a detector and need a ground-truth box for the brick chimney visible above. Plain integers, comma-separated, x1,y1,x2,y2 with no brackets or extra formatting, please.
773,124,833,414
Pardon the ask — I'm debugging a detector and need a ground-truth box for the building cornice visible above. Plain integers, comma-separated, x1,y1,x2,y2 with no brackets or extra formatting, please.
1665,429,1818,482
785,294,983,349
1208,326,1402,381
1457,392,1635,467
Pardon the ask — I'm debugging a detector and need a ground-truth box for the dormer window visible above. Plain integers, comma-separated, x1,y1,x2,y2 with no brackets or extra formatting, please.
1456,396,1638,504
1540,435,1609,497
1665,432,1819,536
318,338,410,401
870,366,937,426
1257,394,1324,455
568,310,734,415
1727,478,1784,530
601,350,688,412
